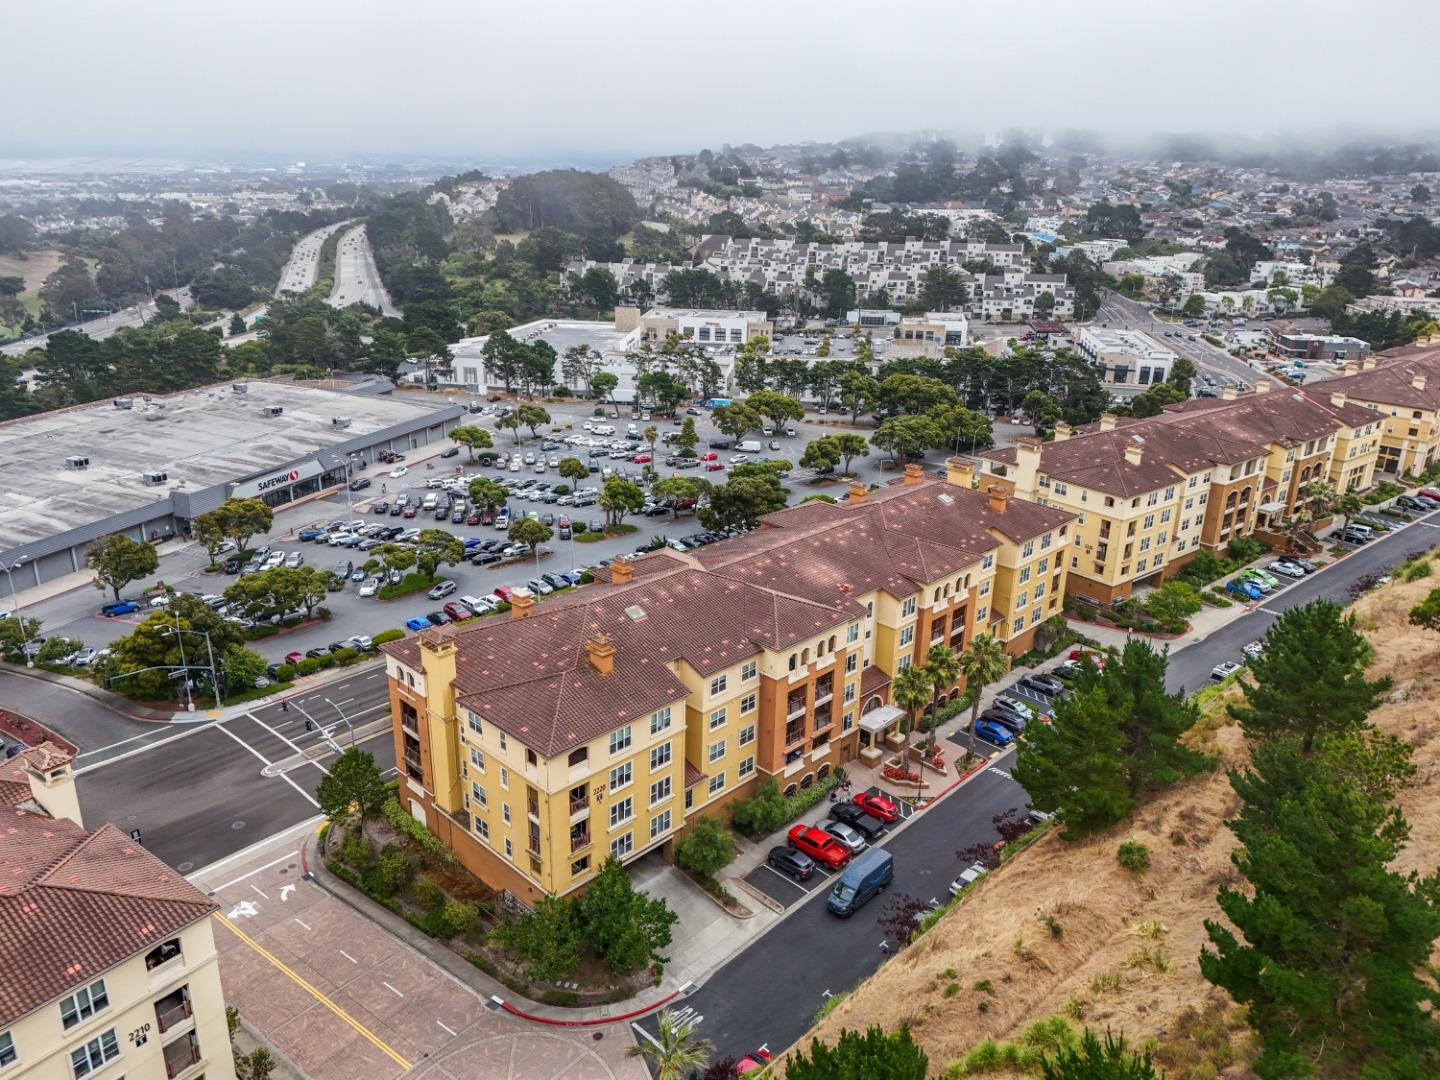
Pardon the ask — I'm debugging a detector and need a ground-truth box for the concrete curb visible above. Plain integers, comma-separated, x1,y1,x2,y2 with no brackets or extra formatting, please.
0,663,175,721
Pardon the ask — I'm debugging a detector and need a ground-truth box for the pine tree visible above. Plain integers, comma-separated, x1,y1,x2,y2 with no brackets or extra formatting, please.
785,1025,929,1080
1105,640,1210,794
1201,738,1440,1078
1012,685,1134,836
1040,1028,1160,1079
1228,600,1390,753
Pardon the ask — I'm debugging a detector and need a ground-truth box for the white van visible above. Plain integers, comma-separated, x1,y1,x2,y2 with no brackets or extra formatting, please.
737,440,762,454
594,424,616,436
421,493,438,510
760,423,774,436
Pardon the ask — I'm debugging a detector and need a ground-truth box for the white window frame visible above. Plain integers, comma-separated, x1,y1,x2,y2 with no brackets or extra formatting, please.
609,725,632,755
70,1029,119,1080
650,741,672,770
610,796,634,828
60,980,109,1030
650,809,672,840
650,777,672,806
609,761,633,792
708,738,726,764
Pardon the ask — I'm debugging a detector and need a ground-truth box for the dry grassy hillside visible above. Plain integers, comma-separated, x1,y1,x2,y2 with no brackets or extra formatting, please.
798,570,1440,1079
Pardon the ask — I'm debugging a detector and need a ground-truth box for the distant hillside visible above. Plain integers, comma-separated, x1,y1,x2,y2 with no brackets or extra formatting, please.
793,569,1440,1079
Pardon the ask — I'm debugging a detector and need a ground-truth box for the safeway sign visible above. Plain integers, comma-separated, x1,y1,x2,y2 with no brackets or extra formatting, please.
231,459,322,498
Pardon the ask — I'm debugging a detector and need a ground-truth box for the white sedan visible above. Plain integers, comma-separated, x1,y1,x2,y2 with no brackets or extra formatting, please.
359,577,380,597
389,466,409,478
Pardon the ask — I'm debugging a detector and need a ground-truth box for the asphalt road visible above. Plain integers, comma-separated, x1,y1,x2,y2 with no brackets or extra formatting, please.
277,219,352,296
329,224,399,316
1,287,192,357
636,759,1026,1061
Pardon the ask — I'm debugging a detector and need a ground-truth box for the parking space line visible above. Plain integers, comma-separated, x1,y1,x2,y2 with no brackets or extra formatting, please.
209,850,298,893
216,914,412,1069
757,864,809,896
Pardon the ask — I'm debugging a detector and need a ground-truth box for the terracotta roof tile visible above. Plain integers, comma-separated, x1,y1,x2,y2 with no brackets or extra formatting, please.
0,818,215,1026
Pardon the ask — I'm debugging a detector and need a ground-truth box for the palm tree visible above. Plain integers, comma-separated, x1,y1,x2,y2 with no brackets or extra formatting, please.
957,633,1010,761
923,643,961,740
1336,490,1364,529
626,1008,714,1080
891,664,933,763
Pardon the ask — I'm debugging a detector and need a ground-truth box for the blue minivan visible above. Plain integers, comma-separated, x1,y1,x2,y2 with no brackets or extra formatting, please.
826,848,894,917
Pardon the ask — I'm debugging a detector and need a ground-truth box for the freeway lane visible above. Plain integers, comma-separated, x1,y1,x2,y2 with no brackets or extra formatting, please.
637,759,1027,1062
329,224,399,316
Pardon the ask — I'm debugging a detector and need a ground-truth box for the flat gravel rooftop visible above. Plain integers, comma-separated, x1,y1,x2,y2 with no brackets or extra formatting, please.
0,381,451,550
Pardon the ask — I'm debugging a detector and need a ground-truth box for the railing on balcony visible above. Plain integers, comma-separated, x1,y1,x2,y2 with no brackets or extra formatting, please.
786,695,807,720
570,827,591,853
784,722,805,747
528,825,542,857
163,1036,200,1079
527,796,540,818
403,752,423,780
568,791,589,815
155,998,192,1034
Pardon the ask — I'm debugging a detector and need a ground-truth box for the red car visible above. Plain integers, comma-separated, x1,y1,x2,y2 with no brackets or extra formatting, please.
632,453,652,464
493,585,513,602
705,461,725,472
284,651,304,665
403,506,418,518
853,791,900,823
699,451,718,461
787,823,851,870
1067,648,1105,669
736,1047,773,1074
443,601,474,621
1421,488,1440,503
466,512,481,525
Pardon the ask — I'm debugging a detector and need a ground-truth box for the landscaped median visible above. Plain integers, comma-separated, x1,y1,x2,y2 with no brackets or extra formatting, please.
316,760,681,1009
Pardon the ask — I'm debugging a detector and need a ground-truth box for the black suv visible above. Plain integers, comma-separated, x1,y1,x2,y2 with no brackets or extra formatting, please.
828,802,886,840
767,846,815,881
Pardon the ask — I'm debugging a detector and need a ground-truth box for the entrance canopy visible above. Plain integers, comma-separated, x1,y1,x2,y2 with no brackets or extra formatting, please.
859,705,905,734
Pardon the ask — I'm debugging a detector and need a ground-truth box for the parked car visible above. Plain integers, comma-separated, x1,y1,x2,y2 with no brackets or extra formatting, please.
427,581,457,600
766,846,815,881
405,617,433,631
948,861,988,896
826,848,894,918
443,602,474,621
820,819,869,854
974,719,1015,746
992,695,1035,722
1018,673,1065,697
828,802,886,839
852,791,900,823
980,707,1026,735
284,651,305,665
1211,660,1243,681
1245,567,1280,589
1268,560,1306,578
1242,640,1265,660
440,447,459,459
100,600,139,616
1227,579,1262,601
787,823,851,870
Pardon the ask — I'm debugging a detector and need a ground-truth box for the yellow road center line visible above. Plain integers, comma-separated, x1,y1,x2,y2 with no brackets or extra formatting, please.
215,913,412,1069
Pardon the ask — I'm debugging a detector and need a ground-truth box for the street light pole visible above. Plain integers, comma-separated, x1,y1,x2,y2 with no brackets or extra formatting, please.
323,697,357,746
0,558,31,666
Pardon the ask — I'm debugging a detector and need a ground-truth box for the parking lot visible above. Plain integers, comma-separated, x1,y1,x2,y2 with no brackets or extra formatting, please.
738,786,915,912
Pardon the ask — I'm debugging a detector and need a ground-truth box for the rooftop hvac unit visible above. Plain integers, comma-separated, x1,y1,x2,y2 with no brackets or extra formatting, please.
232,382,249,394
64,455,89,470
261,405,284,417
142,470,169,486
332,417,352,429
114,397,134,410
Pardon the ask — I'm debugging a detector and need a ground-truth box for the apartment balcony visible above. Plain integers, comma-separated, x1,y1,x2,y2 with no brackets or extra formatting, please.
813,710,833,733
568,789,589,821
403,752,423,781
814,653,835,671
786,696,808,721
154,988,193,1035
163,1033,201,1079
569,827,591,855
784,721,805,749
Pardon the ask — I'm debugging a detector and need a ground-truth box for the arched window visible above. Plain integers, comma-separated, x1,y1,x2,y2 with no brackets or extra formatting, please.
828,635,837,652
817,763,831,779
799,772,814,789
944,583,952,598
933,587,941,603
863,696,884,714
801,647,811,665
783,783,798,797
788,654,797,671
816,640,826,657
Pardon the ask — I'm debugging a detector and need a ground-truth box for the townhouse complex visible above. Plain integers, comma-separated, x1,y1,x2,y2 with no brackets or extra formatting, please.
381,466,1073,903
980,377,1387,603
566,236,1076,322
0,743,234,1080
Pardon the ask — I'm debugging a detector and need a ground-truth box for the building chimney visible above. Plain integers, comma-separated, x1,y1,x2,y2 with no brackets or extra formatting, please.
1221,386,1239,400
903,462,923,485
848,480,868,504
1254,380,1272,394
945,456,976,489
1413,373,1428,392
1124,442,1144,465
585,632,616,677
1330,390,1348,408
986,484,1009,513
509,587,535,619
1362,357,1377,371
1098,412,1118,432
19,743,82,828
1052,421,1074,441
610,558,634,585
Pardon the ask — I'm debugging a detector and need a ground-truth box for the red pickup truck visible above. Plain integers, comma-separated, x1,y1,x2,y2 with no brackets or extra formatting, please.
787,823,851,870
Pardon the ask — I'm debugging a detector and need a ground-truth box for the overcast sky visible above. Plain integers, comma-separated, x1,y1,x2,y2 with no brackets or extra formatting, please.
10,0,1438,165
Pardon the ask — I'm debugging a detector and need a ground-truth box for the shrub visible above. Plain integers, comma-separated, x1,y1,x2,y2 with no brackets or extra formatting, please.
1402,558,1433,583
729,773,841,835
412,877,444,911
674,814,735,878
331,647,360,666
1225,536,1267,564
364,845,413,898
296,657,322,676
339,830,375,869
1117,841,1151,872
274,663,297,681
381,797,455,862
372,628,405,646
